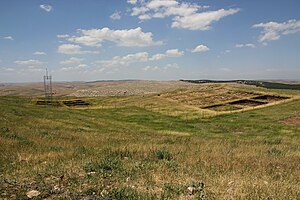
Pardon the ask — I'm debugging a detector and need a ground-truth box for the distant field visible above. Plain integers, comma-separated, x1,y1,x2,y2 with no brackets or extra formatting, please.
0,81,300,199
0,80,194,97
181,79,300,90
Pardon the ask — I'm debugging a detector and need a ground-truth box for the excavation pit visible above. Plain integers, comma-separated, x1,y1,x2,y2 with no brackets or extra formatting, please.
229,99,267,107
63,100,90,107
36,100,61,106
251,95,290,101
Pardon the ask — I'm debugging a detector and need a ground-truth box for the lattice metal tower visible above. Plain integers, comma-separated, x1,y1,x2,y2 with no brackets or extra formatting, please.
43,68,52,99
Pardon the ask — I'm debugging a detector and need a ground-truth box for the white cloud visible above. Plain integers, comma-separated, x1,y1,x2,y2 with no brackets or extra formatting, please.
127,0,138,4
235,43,256,48
191,44,210,53
142,63,179,72
60,57,84,65
110,11,121,20
96,48,184,70
150,49,184,60
164,63,179,70
171,8,240,30
24,66,44,72
131,7,150,16
14,59,45,66
253,19,300,43
97,52,149,68
57,44,99,55
165,49,184,57
40,4,53,12
128,0,240,30
66,27,162,47
3,36,14,40
142,66,160,71
147,0,179,10
61,64,88,72
57,34,70,38
150,53,166,61
34,51,47,55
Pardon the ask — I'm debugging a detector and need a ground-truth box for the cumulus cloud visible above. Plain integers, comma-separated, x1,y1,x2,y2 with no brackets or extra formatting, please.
165,49,184,57
40,4,53,12
172,8,239,30
150,49,184,60
110,11,121,20
97,52,149,68
57,44,99,54
60,57,84,65
127,0,138,4
96,49,184,69
128,0,239,30
24,66,44,72
164,63,179,70
142,63,179,72
57,34,70,38
3,36,14,40
142,66,160,71
14,59,45,66
253,19,300,43
235,43,256,48
64,27,162,47
34,51,47,55
149,54,166,61
191,44,210,53
61,64,88,72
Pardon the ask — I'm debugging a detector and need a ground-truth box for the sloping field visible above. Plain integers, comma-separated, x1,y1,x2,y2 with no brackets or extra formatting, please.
0,82,300,199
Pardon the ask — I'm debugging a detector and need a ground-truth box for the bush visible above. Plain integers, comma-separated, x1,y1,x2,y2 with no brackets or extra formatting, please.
155,148,173,161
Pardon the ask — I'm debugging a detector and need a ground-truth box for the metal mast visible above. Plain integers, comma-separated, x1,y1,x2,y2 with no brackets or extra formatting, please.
43,68,52,99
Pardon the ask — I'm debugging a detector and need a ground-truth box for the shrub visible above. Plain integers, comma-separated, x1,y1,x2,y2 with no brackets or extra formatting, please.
155,148,173,161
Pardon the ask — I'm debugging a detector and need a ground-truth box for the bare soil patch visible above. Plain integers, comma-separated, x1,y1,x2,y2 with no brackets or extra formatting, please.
283,117,300,125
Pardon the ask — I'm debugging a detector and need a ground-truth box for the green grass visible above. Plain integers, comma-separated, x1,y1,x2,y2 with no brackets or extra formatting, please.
0,92,299,199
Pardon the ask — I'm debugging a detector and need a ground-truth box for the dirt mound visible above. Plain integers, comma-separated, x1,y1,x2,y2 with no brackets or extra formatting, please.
283,117,300,125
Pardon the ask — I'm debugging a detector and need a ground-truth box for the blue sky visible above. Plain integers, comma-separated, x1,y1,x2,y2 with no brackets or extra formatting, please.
0,0,300,82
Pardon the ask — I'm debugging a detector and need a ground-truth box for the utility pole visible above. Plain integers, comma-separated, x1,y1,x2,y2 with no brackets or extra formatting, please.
43,68,52,99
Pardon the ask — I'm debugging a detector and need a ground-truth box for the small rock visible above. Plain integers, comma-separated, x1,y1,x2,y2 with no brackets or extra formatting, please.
101,189,108,197
187,186,197,195
53,185,60,191
26,190,40,198
87,171,96,175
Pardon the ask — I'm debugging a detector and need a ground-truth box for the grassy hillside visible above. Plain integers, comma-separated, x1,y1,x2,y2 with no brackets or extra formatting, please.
0,85,300,199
